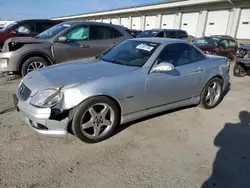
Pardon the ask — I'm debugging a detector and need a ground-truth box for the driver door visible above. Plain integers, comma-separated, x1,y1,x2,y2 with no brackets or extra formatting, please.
53,25,93,64
145,43,205,109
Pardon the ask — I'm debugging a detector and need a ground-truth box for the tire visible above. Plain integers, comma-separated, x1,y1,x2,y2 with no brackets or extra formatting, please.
199,77,223,109
21,56,50,77
233,63,247,77
71,96,120,143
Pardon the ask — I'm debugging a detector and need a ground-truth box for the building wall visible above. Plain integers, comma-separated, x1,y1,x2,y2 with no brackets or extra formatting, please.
53,0,250,40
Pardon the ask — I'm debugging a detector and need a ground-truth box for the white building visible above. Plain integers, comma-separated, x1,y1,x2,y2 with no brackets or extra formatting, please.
52,0,250,40
0,20,15,28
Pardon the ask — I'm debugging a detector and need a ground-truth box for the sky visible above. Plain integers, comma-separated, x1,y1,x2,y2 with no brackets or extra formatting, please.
0,0,164,20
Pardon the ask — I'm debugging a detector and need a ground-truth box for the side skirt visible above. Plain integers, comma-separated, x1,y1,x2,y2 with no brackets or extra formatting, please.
120,96,200,125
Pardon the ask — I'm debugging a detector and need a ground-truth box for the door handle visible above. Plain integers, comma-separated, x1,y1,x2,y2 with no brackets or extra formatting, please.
193,67,203,72
80,44,90,48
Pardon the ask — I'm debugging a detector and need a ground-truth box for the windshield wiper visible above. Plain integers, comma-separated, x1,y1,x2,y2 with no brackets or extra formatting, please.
101,58,126,65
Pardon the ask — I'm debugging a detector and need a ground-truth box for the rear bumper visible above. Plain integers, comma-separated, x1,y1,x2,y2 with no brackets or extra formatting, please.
14,94,69,138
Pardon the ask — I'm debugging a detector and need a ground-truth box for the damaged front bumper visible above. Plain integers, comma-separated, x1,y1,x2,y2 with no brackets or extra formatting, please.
0,50,19,73
14,93,69,138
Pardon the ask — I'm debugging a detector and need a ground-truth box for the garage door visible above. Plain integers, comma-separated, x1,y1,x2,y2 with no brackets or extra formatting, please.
237,9,250,39
132,16,141,30
205,10,230,35
161,14,175,29
111,18,119,25
103,19,110,24
120,17,130,28
181,12,199,36
145,15,157,30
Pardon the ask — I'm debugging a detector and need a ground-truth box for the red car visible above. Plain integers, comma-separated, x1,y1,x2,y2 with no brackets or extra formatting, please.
0,19,62,48
193,36,238,60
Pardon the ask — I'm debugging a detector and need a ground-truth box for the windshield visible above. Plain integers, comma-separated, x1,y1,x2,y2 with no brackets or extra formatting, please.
136,30,158,38
0,22,17,31
35,23,71,39
193,37,219,45
100,40,160,67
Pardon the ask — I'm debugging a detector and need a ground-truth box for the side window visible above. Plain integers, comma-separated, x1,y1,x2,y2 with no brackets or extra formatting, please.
15,23,36,34
165,31,177,38
155,32,164,38
64,26,89,41
179,31,188,39
36,23,54,34
156,43,205,67
219,39,229,48
90,26,121,40
193,47,206,62
229,39,237,47
113,28,123,38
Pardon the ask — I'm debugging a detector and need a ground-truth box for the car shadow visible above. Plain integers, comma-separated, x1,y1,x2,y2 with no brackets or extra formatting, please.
112,82,231,138
202,111,250,188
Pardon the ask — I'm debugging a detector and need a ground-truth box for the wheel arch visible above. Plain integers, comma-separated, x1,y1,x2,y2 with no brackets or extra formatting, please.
200,75,224,96
68,94,123,118
17,52,54,74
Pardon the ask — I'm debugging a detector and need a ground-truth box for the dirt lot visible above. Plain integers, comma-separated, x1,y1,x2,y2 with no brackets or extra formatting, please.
1,65,250,188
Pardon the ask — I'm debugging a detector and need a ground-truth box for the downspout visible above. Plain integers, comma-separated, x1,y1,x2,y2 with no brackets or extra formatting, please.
227,0,236,7
132,7,143,30
134,7,142,15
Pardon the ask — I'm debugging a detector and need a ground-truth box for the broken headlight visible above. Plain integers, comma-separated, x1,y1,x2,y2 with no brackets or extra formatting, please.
8,42,24,51
30,89,63,108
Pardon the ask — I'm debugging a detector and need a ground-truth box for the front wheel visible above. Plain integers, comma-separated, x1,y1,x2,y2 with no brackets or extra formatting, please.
21,56,49,77
199,78,223,109
71,96,120,143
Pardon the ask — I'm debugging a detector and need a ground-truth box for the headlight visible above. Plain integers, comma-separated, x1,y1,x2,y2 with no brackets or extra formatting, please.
30,89,63,108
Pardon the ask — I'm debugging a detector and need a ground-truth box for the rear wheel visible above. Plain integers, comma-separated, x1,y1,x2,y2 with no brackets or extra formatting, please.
233,63,247,77
199,78,223,109
71,96,120,143
21,56,49,77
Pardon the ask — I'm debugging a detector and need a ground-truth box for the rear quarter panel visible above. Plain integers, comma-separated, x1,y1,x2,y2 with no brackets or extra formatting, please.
198,56,229,93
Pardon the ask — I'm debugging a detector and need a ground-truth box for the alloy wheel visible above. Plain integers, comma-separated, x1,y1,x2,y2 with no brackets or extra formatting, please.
80,103,115,139
27,61,45,73
205,81,222,107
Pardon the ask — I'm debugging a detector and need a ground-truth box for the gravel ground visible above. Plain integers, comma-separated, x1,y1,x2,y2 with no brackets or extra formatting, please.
1,64,250,188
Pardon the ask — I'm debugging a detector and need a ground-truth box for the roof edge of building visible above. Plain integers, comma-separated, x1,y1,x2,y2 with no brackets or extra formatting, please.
51,0,228,20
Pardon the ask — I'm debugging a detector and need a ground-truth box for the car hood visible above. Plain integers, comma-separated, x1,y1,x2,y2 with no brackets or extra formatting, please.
7,36,47,43
2,37,50,52
22,58,139,95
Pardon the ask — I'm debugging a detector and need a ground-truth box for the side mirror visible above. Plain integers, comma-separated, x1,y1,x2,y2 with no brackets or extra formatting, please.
57,36,68,43
152,62,174,73
10,30,17,34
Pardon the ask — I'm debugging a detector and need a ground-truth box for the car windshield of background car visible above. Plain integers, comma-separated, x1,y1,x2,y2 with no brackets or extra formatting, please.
136,30,158,38
0,22,18,31
35,23,71,39
194,37,214,45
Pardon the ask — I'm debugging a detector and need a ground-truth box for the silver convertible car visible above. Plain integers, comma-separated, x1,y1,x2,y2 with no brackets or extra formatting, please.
14,38,230,143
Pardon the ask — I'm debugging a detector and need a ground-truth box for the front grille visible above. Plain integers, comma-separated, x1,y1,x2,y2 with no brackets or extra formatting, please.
19,83,31,101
